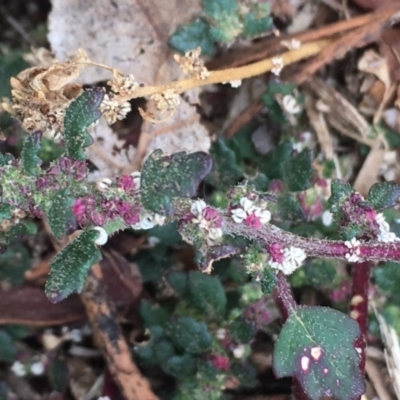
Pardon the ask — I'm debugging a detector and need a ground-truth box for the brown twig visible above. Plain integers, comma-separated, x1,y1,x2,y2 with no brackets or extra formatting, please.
81,264,159,400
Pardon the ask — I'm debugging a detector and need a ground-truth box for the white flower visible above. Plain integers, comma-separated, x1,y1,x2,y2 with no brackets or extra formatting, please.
30,361,45,376
233,344,246,359
231,208,247,223
216,328,226,340
130,171,141,190
270,246,307,275
93,227,108,246
376,213,399,243
132,213,166,230
344,238,361,262
322,210,333,226
96,177,112,192
272,57,284,76
11,361,27,377
240,197,255,213
191,199,207,216
282,94,302,114
254,209,271,224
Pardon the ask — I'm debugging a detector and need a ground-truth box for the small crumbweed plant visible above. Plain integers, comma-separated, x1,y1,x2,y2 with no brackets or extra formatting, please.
2,41,400,400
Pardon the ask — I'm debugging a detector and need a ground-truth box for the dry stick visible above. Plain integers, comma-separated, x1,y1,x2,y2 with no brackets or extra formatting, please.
81,264,159,400
118,39,332,102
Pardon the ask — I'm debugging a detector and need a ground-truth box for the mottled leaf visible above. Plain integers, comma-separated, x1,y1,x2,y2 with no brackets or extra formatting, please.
64,88,104,160
284,149,313,192
45,229,102,303
47,188,75,239
141,149,213,215
166,316,212,354
374,262,400,301
21,131,42,176
169,18,215,56
277,194,306,222
206,139,243,190
230,315,256,343
274,306,364,400
368,181,400,211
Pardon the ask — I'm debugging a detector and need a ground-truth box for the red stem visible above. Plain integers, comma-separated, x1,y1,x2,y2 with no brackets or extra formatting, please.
350,260,371,400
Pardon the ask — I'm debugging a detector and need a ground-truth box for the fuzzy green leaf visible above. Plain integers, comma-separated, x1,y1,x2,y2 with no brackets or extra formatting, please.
0,244,31,286
45,229,102,303
203,0,239,19
260,266,278,294
329,179,354,212
206,139,243,190
262,141,293,180
166,317,212,354
243,12,273,38
21,131,42,176
141,149,213,215
284,149,313,192
374,262,400,301
0,205,12,223
368,181,400,211
277,195,306,222
0,330,17,362
163,353,198,379
64,88,104,160
304,260,338,287
47,188,75,240
230,315,256,343
274,306,364,400
169,19,216,56
165,270,188,296
154,340,176,364
140,300,171,328
187,270,227,317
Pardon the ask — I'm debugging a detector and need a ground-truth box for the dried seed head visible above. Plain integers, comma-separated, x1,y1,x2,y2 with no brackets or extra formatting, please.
150,89,180,112
174,47,210,80
108,70,139,95
100,93,131,124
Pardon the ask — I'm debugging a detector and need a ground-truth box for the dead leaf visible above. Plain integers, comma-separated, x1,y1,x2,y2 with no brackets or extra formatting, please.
48,0,202,85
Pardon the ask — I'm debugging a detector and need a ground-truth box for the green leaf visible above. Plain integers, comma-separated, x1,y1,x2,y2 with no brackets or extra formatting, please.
230,315,256,343
374,262,400,301
202,0,239,19
48,358,69,392
169,19,216,56
368,182,400,211
0,330,17,362
141,149,213,215
260,266,278,294
304,260,338,287
166,317,212,354
187,270,227,317
163,353,198,379
0,152,14,166
165,270,188,296
5,223,26,244
277,195,306,222
154,340,176,364
243,12,273,38
0,244,31,286
140,300,171,328
273,306,364,400
283,149,313,192
45,229,102,303
47,188,75,239
64,88,104,160
0,205,12,223
329,180,354,213
21,131,42,176
206,139,243,190
261,141,293,180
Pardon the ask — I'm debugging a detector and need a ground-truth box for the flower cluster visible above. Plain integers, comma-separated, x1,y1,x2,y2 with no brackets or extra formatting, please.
376,213,399,243
268,243,307,275
189,200,223,245
231,197,271,229
151,89,180,112
107,70,139,96
174,47,210,80
131,212,166,231
99,93,131,124
344,238,361,263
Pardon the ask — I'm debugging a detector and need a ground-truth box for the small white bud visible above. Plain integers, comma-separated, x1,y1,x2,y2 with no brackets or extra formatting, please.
191,199,207,216
233,344,246,359
11,361,27,377
130,171,141,190
93,227,108,246
231,208,247,223
96,177,112,192
30,361,45,376
282,94,302,114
